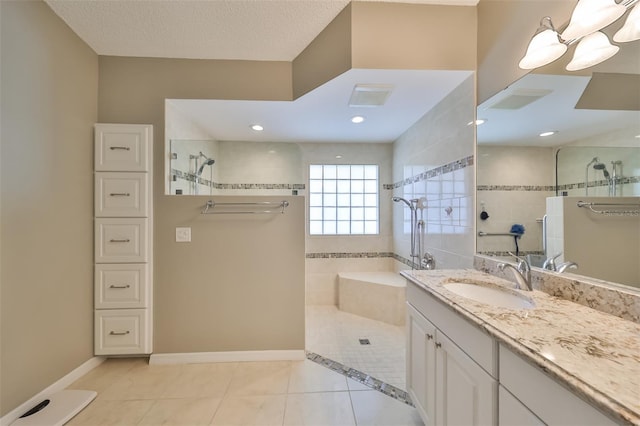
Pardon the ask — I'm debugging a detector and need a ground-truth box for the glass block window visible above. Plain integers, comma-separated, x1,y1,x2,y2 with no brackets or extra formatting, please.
309,164,379,235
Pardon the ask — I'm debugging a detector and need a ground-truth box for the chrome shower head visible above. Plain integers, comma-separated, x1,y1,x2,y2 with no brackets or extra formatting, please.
593,161,610,178
392,196,412,208
196,157,215,175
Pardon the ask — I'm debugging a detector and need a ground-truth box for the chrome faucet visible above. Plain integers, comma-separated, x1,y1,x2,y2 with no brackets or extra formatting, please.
542,252,562,271
498,256,532,291
557,261,578,273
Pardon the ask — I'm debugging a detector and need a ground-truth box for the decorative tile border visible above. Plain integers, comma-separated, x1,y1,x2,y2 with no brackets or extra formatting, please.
386,155,474,190
172,169,305,190
478,251,545,257
305,252,394,259
477,176,639,192
306,352,414,407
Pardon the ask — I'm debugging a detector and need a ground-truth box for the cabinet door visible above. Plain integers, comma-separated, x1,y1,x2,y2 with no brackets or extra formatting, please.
436,332,497,426
95,124,150,172
406,304,437,426
499,386,545,426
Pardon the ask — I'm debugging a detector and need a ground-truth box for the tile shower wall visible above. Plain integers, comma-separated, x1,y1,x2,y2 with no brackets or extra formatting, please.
476,145,555,256
392,75,476,270
301,143,394,305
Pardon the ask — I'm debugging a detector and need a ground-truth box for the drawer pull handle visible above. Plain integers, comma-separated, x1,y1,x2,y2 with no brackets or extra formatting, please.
109,330,130,336
426,334,434,340
109,146,130,151
109,284,131,289
435,342,442,349
109,239,131,243
109,192,131,197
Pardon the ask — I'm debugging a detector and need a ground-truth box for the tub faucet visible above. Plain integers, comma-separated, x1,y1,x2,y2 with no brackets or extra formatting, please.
557,261,578,273
498,257,532,291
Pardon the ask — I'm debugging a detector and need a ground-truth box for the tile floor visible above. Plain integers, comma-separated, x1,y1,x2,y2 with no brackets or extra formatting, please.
65,357,423,425
305,306,406,390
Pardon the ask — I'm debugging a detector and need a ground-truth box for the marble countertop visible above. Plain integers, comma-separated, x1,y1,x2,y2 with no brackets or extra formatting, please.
401,269,640,426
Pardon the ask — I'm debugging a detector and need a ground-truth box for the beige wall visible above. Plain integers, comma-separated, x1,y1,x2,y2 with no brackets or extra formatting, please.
0,1,98,416
352,2,477,71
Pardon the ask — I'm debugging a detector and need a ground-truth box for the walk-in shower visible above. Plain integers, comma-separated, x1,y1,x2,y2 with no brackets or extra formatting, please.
190,152,215,195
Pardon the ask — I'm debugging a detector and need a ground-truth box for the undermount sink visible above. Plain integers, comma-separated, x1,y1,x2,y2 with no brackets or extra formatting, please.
443,281,536,310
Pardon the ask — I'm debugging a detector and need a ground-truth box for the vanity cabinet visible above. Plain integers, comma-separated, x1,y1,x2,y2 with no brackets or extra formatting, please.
499,345,617,426
407,283,497,426
94,124,153,355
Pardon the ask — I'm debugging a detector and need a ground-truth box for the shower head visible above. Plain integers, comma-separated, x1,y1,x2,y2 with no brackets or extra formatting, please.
593,162,610,178
392,196,413,209
196,157,215,175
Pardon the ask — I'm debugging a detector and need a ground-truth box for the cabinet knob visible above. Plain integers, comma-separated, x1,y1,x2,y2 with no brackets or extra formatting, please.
435,342,442,349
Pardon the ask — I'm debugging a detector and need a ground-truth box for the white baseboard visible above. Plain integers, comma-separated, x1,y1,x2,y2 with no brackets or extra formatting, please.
1,357,105,426
149,350,306,365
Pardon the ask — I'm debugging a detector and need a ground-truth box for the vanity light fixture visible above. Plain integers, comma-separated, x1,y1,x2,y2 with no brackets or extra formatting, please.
539,130,558,137
519,0,639,71
351,115,365,124
614,3,640,42
251,124,264,131
519,17,567,70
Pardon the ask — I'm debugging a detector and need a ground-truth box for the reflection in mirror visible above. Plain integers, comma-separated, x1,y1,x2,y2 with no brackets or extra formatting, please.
476,73,640,289
168,139,303,196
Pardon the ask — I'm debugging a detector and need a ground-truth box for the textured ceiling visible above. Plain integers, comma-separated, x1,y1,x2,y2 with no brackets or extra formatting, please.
45,0,479,61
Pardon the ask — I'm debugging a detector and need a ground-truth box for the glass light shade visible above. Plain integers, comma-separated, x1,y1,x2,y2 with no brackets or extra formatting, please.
518,29,568,69
614,4,640,42
566,31,620,71
561,0,626,41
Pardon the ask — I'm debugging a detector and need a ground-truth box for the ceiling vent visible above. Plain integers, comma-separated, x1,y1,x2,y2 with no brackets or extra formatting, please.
349,84,394,107
489,89,553,110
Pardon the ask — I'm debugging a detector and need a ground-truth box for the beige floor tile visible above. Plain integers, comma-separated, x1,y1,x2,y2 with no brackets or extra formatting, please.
162,362,239,398
288,360,349,394
210,394,286,426
99,364,182,400
66,399,154,426
66,358,146,394
283,392,355,426
226,361,291,396
350,390,423,426
138,397,222,426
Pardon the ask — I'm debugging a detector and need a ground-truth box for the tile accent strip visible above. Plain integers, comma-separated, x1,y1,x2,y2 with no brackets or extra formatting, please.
305,252,421,270
172,169,305,190
477,176,639,192
478,250,545,257
306,351,414,407
386,155,474,190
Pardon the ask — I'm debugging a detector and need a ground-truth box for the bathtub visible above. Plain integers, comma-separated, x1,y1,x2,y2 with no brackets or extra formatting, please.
337,272,407,326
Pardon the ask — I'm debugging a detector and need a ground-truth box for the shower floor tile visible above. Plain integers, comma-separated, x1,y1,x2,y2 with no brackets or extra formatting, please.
305,305,407,390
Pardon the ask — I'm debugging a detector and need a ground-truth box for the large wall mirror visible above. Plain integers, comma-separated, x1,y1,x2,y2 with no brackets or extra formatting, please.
476,38,640,289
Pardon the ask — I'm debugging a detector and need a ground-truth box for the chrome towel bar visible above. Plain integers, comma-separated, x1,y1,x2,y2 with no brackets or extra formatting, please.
201,200,289,215
577,201,640,217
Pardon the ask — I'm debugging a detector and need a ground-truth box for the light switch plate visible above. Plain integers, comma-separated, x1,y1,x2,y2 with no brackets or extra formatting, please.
176,227,191,242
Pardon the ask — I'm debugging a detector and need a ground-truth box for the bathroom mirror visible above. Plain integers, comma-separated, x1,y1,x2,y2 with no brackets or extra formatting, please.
476,68,640,289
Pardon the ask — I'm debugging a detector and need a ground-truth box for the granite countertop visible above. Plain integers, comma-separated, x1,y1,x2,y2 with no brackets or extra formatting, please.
401,269,640,426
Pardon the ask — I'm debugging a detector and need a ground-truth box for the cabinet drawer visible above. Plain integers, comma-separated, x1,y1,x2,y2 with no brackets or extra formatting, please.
95,309,150,355
95,264,149,309
95,124,151,172
95,172,149,217
95,218,148,263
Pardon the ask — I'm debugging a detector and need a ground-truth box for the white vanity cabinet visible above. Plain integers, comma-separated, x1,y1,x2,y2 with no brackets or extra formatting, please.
94,124,153,355
407,282,497,426
499,345,617,426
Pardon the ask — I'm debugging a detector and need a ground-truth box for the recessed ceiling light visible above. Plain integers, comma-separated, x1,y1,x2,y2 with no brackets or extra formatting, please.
539,131,557,137
335,155,343,159
351,116,365,124
635,134,640,138
251,124,264,131
467,119,487,126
